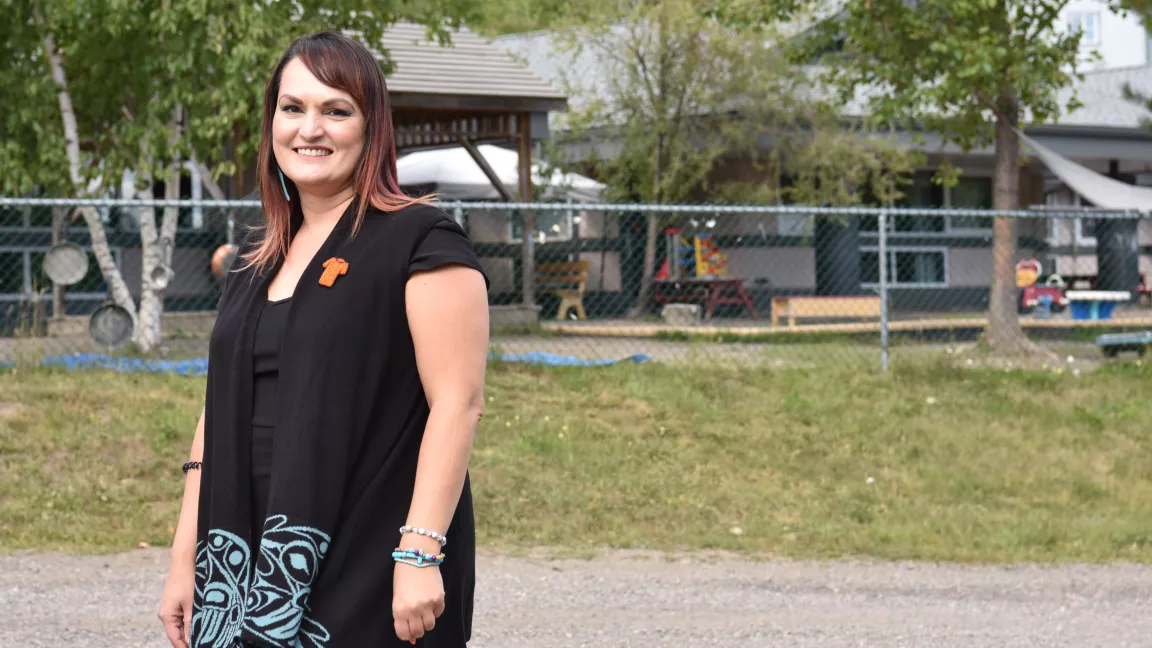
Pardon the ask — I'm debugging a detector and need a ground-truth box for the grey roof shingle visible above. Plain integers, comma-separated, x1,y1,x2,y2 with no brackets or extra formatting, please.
494,29,613,115
495,28,1152,131
376,22,566,103
1058,66,1152,129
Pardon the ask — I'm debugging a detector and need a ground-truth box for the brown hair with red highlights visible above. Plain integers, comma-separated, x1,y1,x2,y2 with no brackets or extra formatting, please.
243,31,430,272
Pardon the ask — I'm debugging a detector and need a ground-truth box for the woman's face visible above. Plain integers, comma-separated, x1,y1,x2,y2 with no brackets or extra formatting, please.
272,58,366,196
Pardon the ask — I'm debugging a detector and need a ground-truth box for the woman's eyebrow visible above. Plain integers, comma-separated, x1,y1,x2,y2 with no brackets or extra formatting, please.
278,94,355,109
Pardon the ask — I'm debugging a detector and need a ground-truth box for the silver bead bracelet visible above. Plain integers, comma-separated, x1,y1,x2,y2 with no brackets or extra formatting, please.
399,525,447,547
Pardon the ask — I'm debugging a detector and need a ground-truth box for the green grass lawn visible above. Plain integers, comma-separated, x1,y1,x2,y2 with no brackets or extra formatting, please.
3,355,1152,563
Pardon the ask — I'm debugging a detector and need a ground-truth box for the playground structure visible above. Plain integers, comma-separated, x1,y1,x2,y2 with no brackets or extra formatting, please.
652,227,756,319
1015,258,1147,320
656,227,729,281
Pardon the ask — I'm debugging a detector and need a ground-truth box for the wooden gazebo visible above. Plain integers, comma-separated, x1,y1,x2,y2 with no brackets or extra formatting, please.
380,22,568,307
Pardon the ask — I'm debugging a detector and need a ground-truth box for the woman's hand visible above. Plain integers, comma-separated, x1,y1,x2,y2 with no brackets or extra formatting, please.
392,536,446,644
158,558,196,648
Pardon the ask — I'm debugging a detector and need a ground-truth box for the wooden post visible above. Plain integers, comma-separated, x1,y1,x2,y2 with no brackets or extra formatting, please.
518,112,536,308
456,136,515,201
51,207,67,320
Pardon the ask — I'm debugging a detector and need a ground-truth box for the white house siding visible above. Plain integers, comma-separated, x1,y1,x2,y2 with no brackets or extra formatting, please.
580,251,622,291
724,247,816,289
1061,1,1149,70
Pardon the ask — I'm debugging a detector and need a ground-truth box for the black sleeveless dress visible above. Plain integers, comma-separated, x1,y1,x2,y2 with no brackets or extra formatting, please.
194,202,485,648
250,297,291,542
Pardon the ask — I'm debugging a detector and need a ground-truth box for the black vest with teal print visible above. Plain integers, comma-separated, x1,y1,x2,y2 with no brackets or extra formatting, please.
192,200,485,648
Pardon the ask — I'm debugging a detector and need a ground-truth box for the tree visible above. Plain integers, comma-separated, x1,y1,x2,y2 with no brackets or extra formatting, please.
470,0,571,35
543,0,917,316
713,0,1135,354
0,0,480,352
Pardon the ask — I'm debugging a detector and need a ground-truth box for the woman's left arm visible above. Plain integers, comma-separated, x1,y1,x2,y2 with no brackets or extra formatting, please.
394,264,489,644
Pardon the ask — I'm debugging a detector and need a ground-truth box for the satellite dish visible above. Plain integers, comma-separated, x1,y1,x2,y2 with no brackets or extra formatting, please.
43,242,89,286
211,243,239,278
89,304,134,348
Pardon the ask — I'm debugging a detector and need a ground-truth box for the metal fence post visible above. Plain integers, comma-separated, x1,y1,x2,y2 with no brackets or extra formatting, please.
566,199,576,260
878,208,890,372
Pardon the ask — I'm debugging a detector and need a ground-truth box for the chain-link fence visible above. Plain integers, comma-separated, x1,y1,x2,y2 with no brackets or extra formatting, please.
2,197,1149,371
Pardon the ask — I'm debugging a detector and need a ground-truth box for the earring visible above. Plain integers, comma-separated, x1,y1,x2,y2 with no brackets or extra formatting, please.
278,167,291,201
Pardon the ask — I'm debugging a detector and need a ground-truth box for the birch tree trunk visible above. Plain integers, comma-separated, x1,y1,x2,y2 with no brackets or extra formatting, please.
39,23,137,326
134,106,184,352
134,178,161,352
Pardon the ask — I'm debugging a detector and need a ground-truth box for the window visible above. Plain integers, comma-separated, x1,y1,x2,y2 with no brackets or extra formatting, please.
862,173,993,233
1067,11,1099,45
893,173,945,232
1075,218,1097,246
862,250,888,284
0,207,27,228
861,248,947,287
1071,194,1097,246
0,252,25,294
948,177,994,230
777,214,809,236
895,250,946,284
509,209,573,242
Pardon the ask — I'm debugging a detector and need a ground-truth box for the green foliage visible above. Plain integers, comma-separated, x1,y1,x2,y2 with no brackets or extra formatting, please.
541,0,918,206
730,0,1124,158
0,0,484,196
470,0,572,35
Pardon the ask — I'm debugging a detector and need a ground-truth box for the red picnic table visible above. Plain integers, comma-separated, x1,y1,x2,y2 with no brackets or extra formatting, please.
651,277,757,319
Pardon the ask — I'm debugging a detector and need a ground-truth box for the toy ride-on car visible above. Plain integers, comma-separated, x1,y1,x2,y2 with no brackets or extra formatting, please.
1020,274,1068,315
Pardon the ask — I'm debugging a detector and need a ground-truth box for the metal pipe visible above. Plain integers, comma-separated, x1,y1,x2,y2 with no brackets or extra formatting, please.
878,209,890,373
0,197,1141,220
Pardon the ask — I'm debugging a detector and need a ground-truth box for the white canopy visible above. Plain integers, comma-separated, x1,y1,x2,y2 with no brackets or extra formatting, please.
396,144,605,201
1020,131,1152,211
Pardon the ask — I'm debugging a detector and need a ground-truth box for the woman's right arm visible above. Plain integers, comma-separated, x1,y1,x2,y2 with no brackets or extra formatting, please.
158,406,205,648
172,407,205,561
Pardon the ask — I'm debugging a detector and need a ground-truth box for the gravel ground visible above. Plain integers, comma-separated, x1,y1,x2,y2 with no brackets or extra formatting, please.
1,549,1149,647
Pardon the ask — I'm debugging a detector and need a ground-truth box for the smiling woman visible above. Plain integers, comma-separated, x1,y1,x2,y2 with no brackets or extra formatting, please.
245,32,429,274
156,31,490,648
272,64,364,199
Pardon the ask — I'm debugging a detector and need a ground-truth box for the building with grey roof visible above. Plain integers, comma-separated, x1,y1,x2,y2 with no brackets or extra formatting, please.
493,27,1152,311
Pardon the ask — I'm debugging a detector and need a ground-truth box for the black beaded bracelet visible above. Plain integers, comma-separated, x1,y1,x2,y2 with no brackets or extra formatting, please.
182,461,203,475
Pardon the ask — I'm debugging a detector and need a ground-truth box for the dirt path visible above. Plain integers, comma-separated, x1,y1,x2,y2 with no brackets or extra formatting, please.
1,549,1149,647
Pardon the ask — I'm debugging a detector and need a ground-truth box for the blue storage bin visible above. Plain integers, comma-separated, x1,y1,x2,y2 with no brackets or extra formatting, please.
1069,301,1117,320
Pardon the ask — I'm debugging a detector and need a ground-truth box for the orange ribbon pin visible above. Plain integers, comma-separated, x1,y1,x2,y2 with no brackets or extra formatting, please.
319,257,349,287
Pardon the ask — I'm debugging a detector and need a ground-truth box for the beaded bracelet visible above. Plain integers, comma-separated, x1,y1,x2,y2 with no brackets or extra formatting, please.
399,525,447,547
182,461,202,475
392,547,445,568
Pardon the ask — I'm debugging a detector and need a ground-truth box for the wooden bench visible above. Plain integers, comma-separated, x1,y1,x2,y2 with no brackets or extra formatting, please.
536,261,590,320
771,295,882,328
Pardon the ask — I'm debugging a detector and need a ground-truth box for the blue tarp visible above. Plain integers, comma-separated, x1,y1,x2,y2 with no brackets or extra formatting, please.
4,352,652,375
489,352,652,366
39,354,210,375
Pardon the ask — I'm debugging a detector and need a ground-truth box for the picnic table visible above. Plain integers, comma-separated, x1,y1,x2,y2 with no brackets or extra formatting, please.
651,277,757,319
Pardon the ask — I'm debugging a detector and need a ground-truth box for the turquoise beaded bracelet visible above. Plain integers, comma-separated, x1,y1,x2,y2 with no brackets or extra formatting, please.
392,547,445,568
